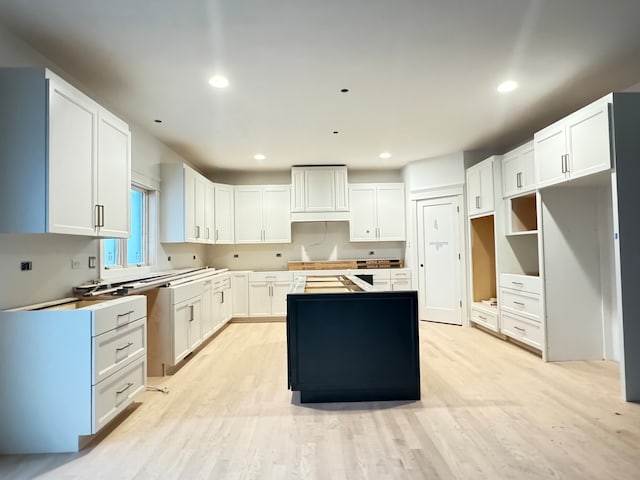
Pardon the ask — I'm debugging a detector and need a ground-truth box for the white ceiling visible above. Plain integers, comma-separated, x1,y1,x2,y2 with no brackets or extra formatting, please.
1,0,640,173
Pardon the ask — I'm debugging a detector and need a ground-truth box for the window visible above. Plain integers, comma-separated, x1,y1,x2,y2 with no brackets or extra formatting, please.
101,182,157,279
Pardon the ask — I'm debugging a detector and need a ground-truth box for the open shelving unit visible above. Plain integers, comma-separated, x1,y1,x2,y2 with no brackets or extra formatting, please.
470,214,497,311
507,193,537,235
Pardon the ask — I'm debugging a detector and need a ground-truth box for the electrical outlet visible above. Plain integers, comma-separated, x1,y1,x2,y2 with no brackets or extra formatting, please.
167,256,172,261
88,256,96,269
369,251,375,255
276,253,282,257
193,255,196,260
20,261,32,271
233,254,239,258
71,258,81,270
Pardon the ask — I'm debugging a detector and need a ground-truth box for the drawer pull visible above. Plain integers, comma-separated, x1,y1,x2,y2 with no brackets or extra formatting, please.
511,281,523,286
478,315,487,320
116,382,134,395
513,301,526,307
116,342,134,352
513,326,526,332
117,310,135,318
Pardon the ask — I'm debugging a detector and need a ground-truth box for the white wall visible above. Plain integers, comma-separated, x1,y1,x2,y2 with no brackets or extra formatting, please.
402,152,465,192
207,222,405,271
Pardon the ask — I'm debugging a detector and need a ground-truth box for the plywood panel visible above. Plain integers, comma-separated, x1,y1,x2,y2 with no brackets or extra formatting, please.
471,215,496,302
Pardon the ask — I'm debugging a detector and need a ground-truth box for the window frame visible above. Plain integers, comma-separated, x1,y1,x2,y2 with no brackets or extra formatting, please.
100,178,158,282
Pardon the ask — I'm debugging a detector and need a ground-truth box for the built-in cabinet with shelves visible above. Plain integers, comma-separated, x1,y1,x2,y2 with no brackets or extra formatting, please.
349,183,406,241
0,296,147,453
291,166,349,221
502,141,535,198
0,67,131,238
534,94,611,189
234,186,291,244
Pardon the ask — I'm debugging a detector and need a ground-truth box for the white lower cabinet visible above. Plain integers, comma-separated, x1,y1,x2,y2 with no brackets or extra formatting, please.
147,272,232,376
0,295,147,454
212,274,232,329
499,273,542,350
231,272,250,317
390,269,412,291
248,271,293,317
470,305,499,331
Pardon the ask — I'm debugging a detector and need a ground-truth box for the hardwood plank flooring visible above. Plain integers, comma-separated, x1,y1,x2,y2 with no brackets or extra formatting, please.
1,321,639,479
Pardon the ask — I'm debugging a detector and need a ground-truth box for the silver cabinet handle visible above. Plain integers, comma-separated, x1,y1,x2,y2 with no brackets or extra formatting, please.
513,325,526,332
516,172,522,188
511,281,523,286
116,382,134,395
101,205,105,227
475,196,480,209
513,301,525,307
221,291,224,304
94,204,105,228
189,304,194,321
206,227,210,239
215,229,219,241
116,342,134,352
117,310,135,318
478,315,487,320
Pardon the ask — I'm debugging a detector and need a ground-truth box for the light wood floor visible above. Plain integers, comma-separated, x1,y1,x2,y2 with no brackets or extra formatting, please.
2,321,640,479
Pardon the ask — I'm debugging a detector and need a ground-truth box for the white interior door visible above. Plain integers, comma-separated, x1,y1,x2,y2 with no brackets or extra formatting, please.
416,196,462,325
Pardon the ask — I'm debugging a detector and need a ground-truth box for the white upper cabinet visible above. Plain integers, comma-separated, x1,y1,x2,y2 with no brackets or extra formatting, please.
161,163,214,244
0,67,130,237
291,166,349,221
502,141,535,198
349,183,405,242
535,95,612,189
213,183,234,244
466,157,494,216
234,185,291,244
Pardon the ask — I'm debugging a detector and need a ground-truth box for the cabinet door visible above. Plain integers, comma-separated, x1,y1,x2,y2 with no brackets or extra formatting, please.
566,99,611,180
173,301,191,363
214,184,234,244
47,74,98,236
248,282,271,316
520,144,535,192
221,285,232,324
502,150,523,198
334,167,349,211
200,280,214,339
305,169,335,211
234,187,263,243
263,187,291,243
187,297,203,350
96,108,130,238
271,281,292,316
211,289,223,330
534,121,567,188
193,174,207,243
466,167,481,215
231,273,249,317
376,184,405,241
202,182,215,243
478,161,494,214
349,185,377,241
291,168,305,212
184,167,199,242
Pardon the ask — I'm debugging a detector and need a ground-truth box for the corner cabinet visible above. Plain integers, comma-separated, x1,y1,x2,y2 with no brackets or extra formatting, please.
349,183,406,241
534,94,612,189
234,185,291,244
160,163,215,244
0,67,130,237
213,183,235,244
291,166,349,221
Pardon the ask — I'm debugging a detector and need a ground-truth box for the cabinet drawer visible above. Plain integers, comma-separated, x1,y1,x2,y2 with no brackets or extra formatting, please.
92,356,146,433
92,317,146,385
213,275,231,291
249,271,293,283
470,307,498,331
500,273,541,294
501,312,542,349
500,288,541,321
92,296,146,336
390,269,411,281
171,280,206,304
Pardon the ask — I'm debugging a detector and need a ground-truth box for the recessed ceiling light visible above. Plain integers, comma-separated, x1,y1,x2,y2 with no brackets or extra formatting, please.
254,154,266,161
379,152,391,159
497,80,518,93
208,75,229,88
